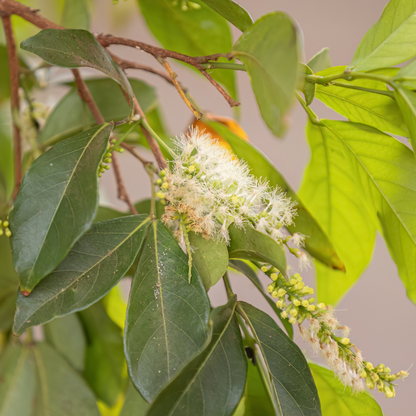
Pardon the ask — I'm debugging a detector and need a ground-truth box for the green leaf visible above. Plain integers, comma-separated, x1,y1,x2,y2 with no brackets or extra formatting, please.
79,302,124,407
199,0,253,31
147,296,247,416
228,224,287,273
394,84,416,153
299,121,376,305
206,121,343,271
21,29,135,116
315,66,408,137
13,215,150,335
237,302,321,416
188,231,229,290
0,343,37,415
351,0,416,72
395,58,416,89
10,123,113,293
233,12,301,137
317,120,416,304
43,313,86,372
244,359,275,416
119,383,149,416
0,107,14,202
0,234,19,332
299,63,315,106
307,48,331,73
40,78,157,146
229,260,293,339
309,363,383,416
125,220,211,402
138,0,236,99
61,0,90,30
32,342,101,415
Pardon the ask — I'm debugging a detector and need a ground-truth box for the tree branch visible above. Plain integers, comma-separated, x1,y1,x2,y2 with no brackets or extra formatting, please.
1,13,22,199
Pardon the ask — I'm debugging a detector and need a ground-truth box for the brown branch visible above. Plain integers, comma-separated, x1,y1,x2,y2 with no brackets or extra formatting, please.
96,34,239,108
158,58,202,119
111,154,138,214
108,51,175,86
1,14,22,199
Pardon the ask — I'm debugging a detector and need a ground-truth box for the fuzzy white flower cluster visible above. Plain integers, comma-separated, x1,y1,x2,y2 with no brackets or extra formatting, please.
159,128,297,244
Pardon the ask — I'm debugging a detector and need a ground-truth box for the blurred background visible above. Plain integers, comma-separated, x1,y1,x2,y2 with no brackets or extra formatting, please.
2,0,416,414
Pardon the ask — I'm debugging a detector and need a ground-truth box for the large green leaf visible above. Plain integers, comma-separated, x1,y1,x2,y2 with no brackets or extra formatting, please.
60,0,90,30
318,120,416,304
351,0,416,72
315,66,408,137
395,58,416,89
40,78,157,146
119,383,149,416
0,344,36,415
207,121,343,271
43,313,86,372
10,123,113,293
228,224,287,273
138,0,236,99
21,29,134,116
32,342,101,415
189,231,229,290
200,0,253,31
299,121,376,305
233,12,301,137
147,296,247,416
13,215,150,335
244,359,275,416
79,302,124,407
394,84,416,153
237,301,321,416
309,363,383,416
125,220,211,402
229,260,293,339
307,48,331,73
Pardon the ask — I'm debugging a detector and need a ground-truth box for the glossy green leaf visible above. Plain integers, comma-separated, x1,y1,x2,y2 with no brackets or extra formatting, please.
299,121,376,305
32,342,101,415
43,313,86,372
119,383,149,416
394,84,416,153
0,343,36,416
307,48,331,73
125,220,211,402
0,235,19,332
244,359,275,416
200,0,253,31
103,285,127,330
13,215,150,335
138,0,236,99
21,29,134,116
228,224,287,273
233,12,301,137
147,296,247,416
10,123,113,293
351,0,416,72
309,363,382,416
79,302,124,407
206,121,343,271
229,260,293,339
237,301,321,416
395,58,416,89
315,66,408,137
299,63,315,106
61,0,90,30
40,78,157,146
189,231,229,290
317,120,416,304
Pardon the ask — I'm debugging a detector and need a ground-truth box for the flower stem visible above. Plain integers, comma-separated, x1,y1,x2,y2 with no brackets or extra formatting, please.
141,118,175,157
295,91,322,125
180,214,193,283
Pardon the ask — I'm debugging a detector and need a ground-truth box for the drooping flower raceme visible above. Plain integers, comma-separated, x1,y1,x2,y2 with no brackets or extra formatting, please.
158,128,297,246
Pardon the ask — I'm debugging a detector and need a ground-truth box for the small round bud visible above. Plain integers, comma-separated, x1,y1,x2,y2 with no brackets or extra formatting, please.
267,285,274,293
301,300,309,307
156,179,162,185
98,172,102,177
384,367,391,373
289,278,297,285
293,299,301,307
365,377,375,389
161,182,169,190
340,338,350,345
308,288,314,295
105,152,112,158
366,362,374,370
295,282,304,290
156,191,165,199
5,228,11,238
277,288,286,297
309,298,315,304
261,266,268,272
307,305,316,312
317,303,325,309
276,300,284,308
272,291,279,298
270,273,278,281
104,165,110,170
281,311,288,319
3,221,9,228
289,309,298,317
104,158,112,163
359,370,367,378
289,316,297,324
0,229,3,236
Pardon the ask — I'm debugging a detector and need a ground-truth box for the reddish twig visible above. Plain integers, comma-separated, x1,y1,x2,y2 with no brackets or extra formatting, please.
111,154,138,214
1,14,22,199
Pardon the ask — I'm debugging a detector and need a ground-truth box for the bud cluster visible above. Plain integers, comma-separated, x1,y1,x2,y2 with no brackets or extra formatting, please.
98,138,124,178
171,0,201,11
262,265,409,397
0,219,11,238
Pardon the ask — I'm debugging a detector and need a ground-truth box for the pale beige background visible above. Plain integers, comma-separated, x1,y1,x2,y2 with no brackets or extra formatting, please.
23,0,416,414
